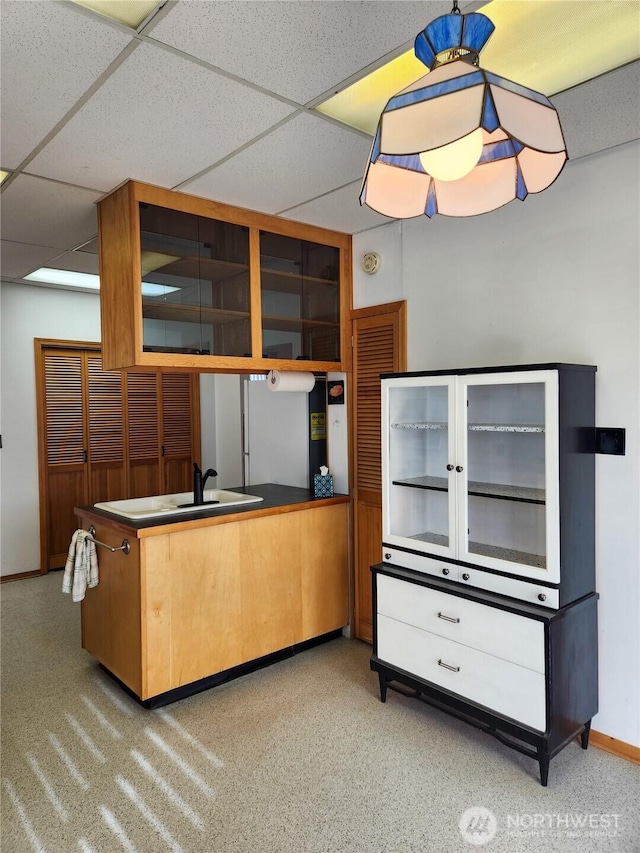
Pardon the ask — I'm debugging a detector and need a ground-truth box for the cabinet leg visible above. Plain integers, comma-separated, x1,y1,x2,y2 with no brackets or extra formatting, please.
538,750,550,787
580,720,592,750
378,672,387,703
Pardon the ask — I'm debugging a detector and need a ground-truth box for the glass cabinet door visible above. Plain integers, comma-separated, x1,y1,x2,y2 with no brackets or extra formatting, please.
259,231,340,362
139,203,251,357
457,372,559,581
383,377,456,557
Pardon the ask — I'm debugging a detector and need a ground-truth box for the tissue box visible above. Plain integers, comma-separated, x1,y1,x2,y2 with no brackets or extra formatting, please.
314,474,334,498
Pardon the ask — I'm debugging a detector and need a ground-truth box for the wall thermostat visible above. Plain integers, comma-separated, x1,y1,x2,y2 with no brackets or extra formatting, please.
361,252,381,275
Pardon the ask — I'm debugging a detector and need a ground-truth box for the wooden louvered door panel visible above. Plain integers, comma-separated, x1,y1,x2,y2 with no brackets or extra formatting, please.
38,341,201,571
126,372,161,498
87,355,126,503
160,374,199,494
352,303,406,642
42,350,89,569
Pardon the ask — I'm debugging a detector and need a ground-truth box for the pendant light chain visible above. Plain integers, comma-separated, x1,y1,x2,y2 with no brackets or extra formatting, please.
451,1,460,14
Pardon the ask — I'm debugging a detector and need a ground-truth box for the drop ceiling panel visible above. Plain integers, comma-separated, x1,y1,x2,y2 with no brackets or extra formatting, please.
148,0,452,104
27,42,296,191
184,113,372,214
45,249,100,276
553,62,640,160
0,175,102,249
0,1,132,169
284,181,392,234
0,240,63,280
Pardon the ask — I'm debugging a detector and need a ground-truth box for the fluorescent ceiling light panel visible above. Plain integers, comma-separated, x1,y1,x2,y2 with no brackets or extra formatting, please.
316,0,640,135
24,267,178,296
71,0,161,29
25,268,101,289
0,170,9,184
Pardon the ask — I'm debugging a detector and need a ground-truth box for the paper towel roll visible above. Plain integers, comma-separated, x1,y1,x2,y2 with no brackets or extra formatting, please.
266,370,315,393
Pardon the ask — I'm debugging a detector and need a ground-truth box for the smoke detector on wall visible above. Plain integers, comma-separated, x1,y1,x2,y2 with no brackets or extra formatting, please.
361,252,381,275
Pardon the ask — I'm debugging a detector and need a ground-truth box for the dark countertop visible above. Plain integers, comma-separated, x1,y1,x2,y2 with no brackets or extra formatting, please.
76,483,349,537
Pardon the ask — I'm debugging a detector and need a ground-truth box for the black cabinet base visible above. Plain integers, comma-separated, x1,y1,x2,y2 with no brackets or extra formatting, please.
99,629,343,709
371,658,592,787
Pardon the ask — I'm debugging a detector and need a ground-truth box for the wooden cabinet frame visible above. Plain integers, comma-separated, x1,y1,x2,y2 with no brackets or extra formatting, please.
98,180,352,373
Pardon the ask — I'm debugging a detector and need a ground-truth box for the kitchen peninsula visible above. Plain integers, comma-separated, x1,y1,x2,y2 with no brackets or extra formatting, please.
76,484,349,707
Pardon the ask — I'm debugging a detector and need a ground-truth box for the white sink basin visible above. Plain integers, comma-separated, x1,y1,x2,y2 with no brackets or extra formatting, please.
94,489,263,519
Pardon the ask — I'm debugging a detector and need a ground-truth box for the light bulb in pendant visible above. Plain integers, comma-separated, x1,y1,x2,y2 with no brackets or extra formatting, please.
419,128,484,182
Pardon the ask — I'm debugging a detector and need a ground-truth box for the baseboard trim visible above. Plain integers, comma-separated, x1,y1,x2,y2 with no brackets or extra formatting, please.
1,570,41,583
590,730,640,764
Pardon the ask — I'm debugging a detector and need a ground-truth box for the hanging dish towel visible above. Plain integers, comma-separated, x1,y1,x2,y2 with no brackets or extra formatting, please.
62,529,99,602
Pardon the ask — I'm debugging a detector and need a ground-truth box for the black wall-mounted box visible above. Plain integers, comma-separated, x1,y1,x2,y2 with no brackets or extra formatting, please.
595,428,626,455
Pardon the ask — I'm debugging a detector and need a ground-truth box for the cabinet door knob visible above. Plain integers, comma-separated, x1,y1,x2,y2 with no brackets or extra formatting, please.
384,553,392,561
462,573,470,581
442,567,450,576
538,593,547,602
446,464,454,471
456,465,463,472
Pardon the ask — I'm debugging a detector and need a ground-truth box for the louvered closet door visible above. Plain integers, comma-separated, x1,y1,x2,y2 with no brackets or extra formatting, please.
161,374,195,494
87,355,126,502
126,372,160,498
43,351,89,569
352,305,406,642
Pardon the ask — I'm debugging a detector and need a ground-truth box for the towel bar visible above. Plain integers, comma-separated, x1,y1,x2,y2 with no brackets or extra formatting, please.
88,525,130,555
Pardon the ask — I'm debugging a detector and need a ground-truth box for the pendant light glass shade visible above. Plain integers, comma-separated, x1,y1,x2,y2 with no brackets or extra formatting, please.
360,11,567,218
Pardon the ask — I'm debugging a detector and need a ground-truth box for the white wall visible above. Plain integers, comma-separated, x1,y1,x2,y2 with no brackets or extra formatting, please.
213,374,243,489
353,140,640,748
0,284,101,576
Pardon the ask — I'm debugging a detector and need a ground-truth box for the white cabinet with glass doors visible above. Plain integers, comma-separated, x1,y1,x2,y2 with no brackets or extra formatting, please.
381,365,596,609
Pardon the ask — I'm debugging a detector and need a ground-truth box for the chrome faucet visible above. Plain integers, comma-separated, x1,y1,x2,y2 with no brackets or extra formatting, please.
193,463,218,505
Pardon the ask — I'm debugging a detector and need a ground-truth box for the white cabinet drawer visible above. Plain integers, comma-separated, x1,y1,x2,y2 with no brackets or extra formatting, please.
377,574,545,673
382,547,458,581
377,614,546,731
458,568,559,609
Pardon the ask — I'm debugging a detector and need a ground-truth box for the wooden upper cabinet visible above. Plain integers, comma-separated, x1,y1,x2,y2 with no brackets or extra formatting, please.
97,180,352,373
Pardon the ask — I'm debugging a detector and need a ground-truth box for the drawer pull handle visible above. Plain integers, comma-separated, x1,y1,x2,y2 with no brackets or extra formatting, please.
437,611,460,623
438,659,460,672
384,553,392,560
462,573,470,581
538,593,547,602
441,567,450,576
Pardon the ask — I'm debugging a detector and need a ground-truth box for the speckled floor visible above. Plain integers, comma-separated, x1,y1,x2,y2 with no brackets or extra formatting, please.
2,572,638,853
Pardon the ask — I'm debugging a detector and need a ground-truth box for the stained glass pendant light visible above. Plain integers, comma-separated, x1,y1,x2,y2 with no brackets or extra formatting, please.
360,2,567,219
